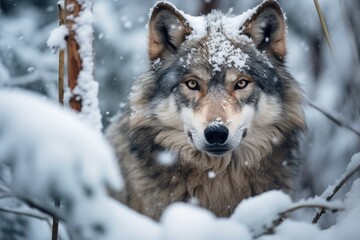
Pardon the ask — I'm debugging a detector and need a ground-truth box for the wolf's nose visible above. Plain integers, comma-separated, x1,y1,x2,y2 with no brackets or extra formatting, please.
204,125,229,145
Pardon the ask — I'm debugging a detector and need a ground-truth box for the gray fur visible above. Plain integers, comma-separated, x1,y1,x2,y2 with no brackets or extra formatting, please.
106,0,306,220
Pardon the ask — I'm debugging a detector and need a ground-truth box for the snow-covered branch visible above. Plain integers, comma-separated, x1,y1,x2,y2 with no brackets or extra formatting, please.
231,191,344,238
64,0,102,130
312,153,360,223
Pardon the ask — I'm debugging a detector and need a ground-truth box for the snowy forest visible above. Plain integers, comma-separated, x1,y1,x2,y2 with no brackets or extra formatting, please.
0,0,359,239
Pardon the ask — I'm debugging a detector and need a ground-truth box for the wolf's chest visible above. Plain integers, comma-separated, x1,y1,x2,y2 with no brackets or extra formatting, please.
164,167,251,217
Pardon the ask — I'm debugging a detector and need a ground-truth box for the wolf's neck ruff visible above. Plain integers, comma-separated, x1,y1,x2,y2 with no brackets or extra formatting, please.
106,0,305,221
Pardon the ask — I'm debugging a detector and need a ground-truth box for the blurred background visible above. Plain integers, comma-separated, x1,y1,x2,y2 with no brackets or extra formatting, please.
0,0,359,230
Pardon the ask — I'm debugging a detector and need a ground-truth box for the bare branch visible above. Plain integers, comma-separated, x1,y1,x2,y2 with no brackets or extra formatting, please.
0,206,50,221
307,100,360,137
3,72,56,86
58,1,65,106
0,202,63,239
0,193,13,199
53,3,66,240
52,199,61,240
22,198,65,222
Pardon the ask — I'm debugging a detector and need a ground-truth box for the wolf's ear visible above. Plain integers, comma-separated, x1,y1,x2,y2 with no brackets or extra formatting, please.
148,2,190,60
243,0,286,59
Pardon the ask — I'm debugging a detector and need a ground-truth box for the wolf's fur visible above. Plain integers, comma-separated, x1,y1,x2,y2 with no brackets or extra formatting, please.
106,0,306,220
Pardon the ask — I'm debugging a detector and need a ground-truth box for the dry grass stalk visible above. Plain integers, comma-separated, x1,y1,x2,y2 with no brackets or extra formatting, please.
313,0,336,59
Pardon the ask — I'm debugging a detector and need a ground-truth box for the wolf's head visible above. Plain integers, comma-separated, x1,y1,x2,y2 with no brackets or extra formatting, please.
130,0,305,159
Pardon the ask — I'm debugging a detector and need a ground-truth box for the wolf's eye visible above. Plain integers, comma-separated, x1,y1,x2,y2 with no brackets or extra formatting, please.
185,80,200,91
234,79,249,90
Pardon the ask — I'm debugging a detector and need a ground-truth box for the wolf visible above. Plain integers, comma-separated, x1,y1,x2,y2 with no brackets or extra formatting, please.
106,0,306,220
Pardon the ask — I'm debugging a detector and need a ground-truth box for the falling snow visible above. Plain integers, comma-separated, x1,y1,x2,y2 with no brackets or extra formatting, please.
157,151,176,166
208,171,216,179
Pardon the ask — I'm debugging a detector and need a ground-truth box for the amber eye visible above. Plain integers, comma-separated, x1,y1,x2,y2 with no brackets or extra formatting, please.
234,79,249,90
185,80,200,91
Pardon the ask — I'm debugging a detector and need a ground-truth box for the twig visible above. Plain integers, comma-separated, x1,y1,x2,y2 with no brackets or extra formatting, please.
256,203,343,238
3,72,56,86
52,199,61,240
312,164,360,223
0,193,13,199
0,201,59,238
22,198,65,222
0,207,49,221
0,192,65,239
58,2,65,106
307,100,360,138
313,0,336,59
53,3,66,240
280,204,343,217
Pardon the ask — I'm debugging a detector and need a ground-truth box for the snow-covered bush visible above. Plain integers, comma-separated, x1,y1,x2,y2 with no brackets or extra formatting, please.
0,89,122,239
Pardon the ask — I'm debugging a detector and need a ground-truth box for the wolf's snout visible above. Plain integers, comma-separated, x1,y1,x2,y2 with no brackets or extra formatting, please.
204,125,229,145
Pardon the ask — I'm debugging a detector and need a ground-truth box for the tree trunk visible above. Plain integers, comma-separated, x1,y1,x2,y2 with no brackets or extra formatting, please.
66,0,82,111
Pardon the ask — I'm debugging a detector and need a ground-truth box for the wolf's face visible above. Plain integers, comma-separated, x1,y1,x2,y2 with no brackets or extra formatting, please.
174,41,283,156
132,0,304,157
175,45,257,156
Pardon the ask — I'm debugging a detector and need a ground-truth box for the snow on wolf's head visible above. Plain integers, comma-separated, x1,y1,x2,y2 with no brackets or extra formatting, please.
136,0,305,158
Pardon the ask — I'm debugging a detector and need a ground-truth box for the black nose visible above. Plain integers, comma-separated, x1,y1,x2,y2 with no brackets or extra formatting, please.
204,125,229,145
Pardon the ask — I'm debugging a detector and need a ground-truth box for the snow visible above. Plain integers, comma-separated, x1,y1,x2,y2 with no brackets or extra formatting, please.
0,90,359,239
0,89,122,204
321,152,360,199
149,2,254,72
160,203,251,240
262,220,321,240
206,22,249,72
47,25,68,53
186,12,251,72
330,179,360,239
342,179,360,210
292,197,343,211
208,171,216,179
58,1,65,10
231,190,292,236
27,66,35,73
183,1,259,42
151,57,162,70
346,152,360,173
183,14,208,41
68,196,161,240
70,0,103,131
1,0,360,239
156,151,176,165
208,119,225,128
222,6,258,39
259,179,360,240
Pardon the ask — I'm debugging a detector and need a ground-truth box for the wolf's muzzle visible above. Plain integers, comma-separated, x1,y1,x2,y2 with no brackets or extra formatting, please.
204,125,231,156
